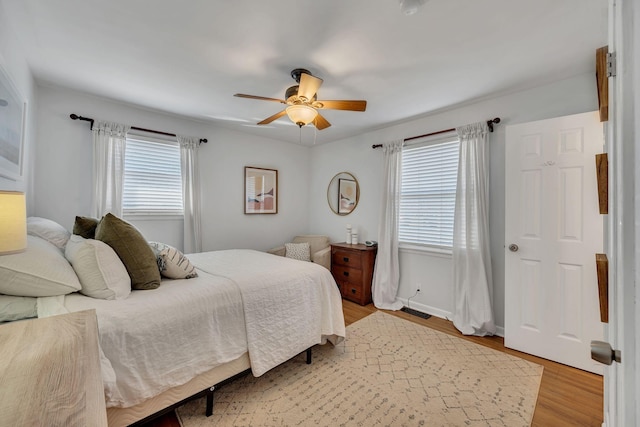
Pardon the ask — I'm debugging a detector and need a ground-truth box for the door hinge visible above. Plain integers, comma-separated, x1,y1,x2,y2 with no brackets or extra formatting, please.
607,52,617,77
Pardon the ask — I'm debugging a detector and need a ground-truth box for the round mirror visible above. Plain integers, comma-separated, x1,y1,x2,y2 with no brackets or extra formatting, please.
327,172,360,215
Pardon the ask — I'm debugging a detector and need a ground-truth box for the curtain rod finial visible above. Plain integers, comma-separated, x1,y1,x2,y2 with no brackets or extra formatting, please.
487,117,501,132
69,113,95,130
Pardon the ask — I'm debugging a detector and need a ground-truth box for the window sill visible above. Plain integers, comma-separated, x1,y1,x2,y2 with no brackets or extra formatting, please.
399,243,452,258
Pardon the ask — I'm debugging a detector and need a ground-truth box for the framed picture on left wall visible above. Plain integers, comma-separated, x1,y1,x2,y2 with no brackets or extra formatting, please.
0,62,26,181
244,166,278,214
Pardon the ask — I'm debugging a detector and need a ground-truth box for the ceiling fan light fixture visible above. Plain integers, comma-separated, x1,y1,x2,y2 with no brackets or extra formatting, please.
286,105,318,127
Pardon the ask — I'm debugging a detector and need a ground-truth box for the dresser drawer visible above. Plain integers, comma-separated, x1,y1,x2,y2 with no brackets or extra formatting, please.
332,265,363,286
340,282,363,302
332,249,363,269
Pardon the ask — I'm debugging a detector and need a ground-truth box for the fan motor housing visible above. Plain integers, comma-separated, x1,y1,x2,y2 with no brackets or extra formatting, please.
285,85,299,101
285,85,317,104
290,68,311,83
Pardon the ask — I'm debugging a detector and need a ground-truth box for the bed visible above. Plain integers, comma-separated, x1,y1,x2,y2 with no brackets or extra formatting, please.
1,218,345,427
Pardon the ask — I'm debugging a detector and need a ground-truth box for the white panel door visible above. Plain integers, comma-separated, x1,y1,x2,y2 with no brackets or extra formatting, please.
505,111,604,374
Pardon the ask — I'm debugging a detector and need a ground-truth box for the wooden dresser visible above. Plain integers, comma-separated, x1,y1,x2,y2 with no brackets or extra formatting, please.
0,310,107,426
331,242,378,305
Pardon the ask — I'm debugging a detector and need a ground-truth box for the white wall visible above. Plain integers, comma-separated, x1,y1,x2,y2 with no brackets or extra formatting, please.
29,65,599,332
0,1,37,211
34,84,311,252
310,72,599,331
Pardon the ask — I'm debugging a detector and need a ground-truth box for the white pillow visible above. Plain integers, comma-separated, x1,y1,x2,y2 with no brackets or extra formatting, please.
0,294,37,322
148,242,198,279
27,217,71,250
0,235,81,297
285,242,311,262
65,235,131,300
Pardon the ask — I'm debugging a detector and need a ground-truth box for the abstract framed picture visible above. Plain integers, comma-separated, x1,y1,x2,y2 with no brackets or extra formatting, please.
338,178,357,214
245,166,278,214
0,62,25,181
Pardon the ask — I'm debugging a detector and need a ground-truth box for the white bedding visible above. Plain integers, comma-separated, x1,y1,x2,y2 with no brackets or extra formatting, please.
38,249,345,409
62,270,247,408
188,249,346,376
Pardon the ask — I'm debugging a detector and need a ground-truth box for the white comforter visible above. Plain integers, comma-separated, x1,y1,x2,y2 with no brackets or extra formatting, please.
188,250,345,376
63,270,247,408
39,249,345,409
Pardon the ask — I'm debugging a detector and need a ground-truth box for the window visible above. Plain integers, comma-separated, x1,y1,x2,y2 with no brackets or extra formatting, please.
399,136,459,250
122,135,183,216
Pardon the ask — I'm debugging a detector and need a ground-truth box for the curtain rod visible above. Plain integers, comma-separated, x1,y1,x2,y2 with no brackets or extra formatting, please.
69,114,208,144
371,117,500,149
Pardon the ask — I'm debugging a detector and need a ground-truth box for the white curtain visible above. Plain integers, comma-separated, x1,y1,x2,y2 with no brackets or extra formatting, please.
371,140,404,310
452,122,495,336
177,135,202,253
92,121,130,218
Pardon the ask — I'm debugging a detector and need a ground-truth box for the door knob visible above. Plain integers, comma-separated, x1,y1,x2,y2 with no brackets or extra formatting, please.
591,340,621,365
508,244,519,252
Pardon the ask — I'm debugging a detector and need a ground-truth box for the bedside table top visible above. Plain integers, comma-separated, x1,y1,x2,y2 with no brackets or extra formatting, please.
0,310,107,426
331,242,378,251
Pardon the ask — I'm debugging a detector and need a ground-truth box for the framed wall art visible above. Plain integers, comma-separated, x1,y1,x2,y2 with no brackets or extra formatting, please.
0,63,25,181
338,178,357,214
245,166,278,214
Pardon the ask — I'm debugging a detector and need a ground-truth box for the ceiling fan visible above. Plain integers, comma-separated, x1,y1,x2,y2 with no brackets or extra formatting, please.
234,68,367,130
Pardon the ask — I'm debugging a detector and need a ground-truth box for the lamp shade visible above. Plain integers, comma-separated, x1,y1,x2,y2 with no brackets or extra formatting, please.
286,105,318,127
0,191,27,254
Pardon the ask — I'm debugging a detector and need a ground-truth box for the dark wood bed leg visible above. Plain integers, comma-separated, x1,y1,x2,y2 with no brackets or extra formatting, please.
206,385,215,417
306,347,312,364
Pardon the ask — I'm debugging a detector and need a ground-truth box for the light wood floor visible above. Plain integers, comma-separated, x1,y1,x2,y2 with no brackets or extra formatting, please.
144,300,604,427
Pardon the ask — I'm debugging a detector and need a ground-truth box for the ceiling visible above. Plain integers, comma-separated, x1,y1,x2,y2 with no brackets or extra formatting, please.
3,0,608,144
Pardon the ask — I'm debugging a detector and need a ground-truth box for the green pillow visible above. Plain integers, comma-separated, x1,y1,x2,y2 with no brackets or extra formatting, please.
73,216,100,239
95,213,161,290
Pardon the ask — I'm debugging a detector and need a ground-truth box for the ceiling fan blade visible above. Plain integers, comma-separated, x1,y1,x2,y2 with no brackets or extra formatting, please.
313,113,331,130
298,73,323,101
257,110,287,125
234,94,286,104
316,100,367,111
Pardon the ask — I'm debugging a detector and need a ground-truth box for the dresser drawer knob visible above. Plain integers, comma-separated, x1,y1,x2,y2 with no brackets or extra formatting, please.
343,257,349,262
351,288,357,294
343,271,349,277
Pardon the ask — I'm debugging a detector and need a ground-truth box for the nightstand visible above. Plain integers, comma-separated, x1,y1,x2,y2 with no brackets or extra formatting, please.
0,310,107,426
331,242,377,305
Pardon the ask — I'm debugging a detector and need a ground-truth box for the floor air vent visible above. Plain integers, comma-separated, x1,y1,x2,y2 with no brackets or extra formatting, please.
400,306,431,319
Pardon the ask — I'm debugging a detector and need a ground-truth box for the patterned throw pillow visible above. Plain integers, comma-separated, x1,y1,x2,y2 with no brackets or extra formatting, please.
148,242,198,279
285,242,311,262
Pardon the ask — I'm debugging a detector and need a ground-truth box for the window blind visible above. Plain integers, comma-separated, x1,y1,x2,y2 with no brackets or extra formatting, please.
399,137,459,249
123,137,183,215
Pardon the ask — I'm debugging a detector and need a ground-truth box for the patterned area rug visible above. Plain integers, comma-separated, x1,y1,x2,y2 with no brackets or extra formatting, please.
177,311,543,427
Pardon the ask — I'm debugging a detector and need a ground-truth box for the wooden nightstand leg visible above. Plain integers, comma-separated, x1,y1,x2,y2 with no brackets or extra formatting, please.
206,385,215,416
